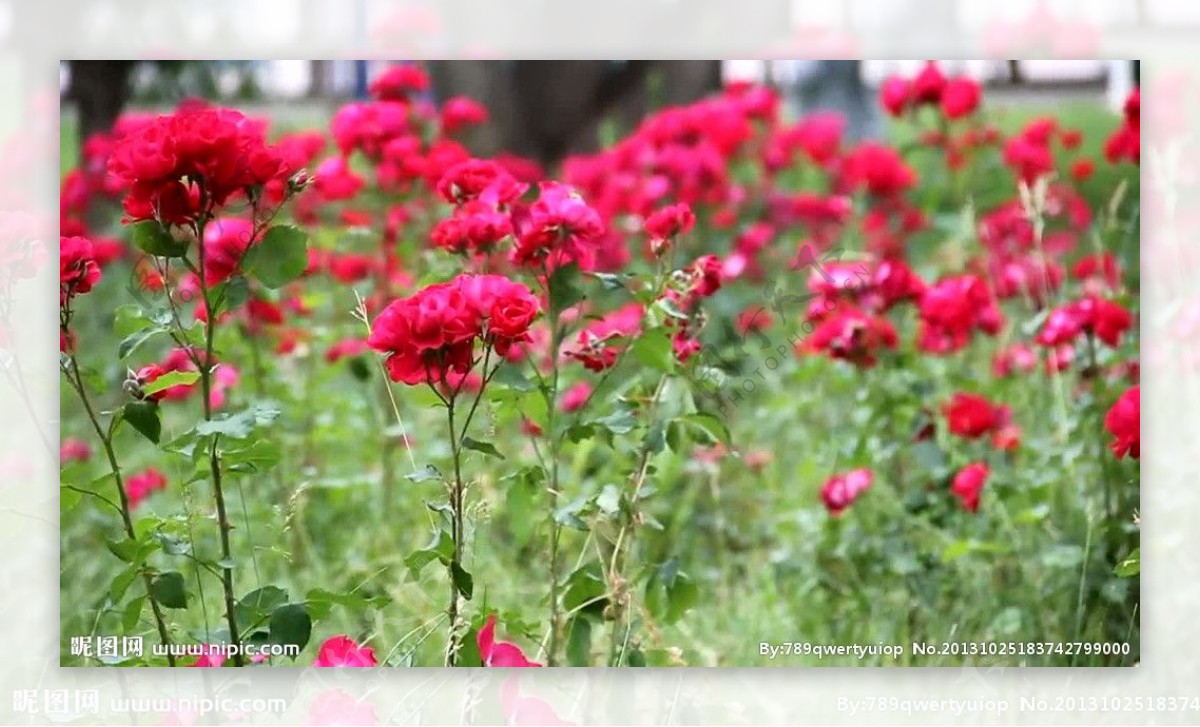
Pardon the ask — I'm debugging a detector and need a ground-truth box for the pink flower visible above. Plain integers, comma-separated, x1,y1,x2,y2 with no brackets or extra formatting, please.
950,462,989,513
313,635,377,667
60,438,91,464
560,381,592,413
940,77,981,120
187,644,226,667
478,614,542,667
820,468,873,516
125,467,167,509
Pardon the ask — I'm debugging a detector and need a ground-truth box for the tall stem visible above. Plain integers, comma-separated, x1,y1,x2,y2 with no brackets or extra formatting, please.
64,353,176,666
444,394,464,666
544,323,564,665
195,210,243,666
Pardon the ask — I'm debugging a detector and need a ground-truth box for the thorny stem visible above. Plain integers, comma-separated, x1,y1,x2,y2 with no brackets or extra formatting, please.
607,374,669,666
193,199,244,666
442,346,501,666
61,348,176,666
543,322,565,665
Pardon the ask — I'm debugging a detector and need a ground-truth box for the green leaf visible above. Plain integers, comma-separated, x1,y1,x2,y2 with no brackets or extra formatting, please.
1115,548,1140,577
114,305,153,337
451,562,474,600
593,408,636,435
405,529,454,580
132,220,190,258
405,464,443,483
676,413,730,446
566,616,593,666
645,565,698,625
491,364,536,392
548,263,584,315
268,603,312,653
304,588,392,621
122,595,146,633
151,572,188,609
106,537,157,565
223,439,282,473
503,467,543,545
462,437,504,460
193,401,280,439
242,225,309,289
562,565,607,615
122,401,162,444
595,484,621,517
118,326,166,360
629,329,674,373
141,370,200,396
1041,544,1085,569
110,566,139,603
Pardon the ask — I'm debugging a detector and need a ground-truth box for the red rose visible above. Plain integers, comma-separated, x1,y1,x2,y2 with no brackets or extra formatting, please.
950,462,989,513
1104,385,1139,459
943,392,999,439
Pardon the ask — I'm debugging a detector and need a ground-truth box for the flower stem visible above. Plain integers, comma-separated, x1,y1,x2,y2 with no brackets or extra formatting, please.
195,210,243,666
63,353,176,666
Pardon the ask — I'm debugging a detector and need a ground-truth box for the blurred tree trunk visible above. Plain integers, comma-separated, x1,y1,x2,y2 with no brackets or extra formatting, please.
67,60,134,147
429,60,721,168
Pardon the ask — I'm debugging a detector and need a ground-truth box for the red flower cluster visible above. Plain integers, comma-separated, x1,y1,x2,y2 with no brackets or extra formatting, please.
1035,296,1133,349
368,274,540,386
1105,89,1140,165
108,107,287,224
879,62,981,120
942,392,1019,451
917,275,1003,354
820,468,873,516
368,64,430,102
802,306,898,369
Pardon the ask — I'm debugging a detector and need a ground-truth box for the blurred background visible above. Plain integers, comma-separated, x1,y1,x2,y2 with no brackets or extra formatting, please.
60,60,1138,170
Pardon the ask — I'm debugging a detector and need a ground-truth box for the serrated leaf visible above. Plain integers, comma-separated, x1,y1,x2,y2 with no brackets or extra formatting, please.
121,401,162,444
242,225,308,289
141,370,200,396
193,402,280,439
151,572,188,609
132,220,190,258
118,326,166,360
462,437,504,460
